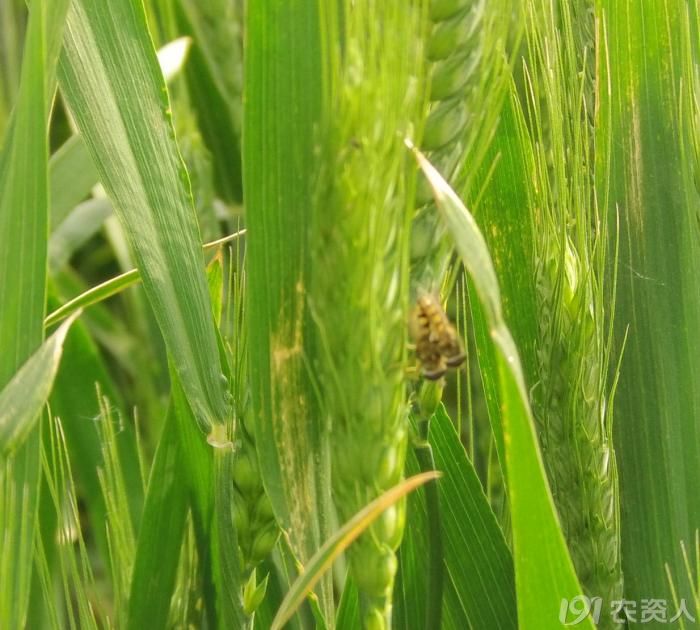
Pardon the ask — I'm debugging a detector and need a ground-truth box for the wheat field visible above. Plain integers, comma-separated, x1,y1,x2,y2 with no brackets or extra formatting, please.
0,1,699,629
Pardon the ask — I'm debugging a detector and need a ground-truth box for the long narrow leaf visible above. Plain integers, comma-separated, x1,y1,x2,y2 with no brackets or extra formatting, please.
431,405,516,627
243,0,333,618
395,405,516,630
335,579,360,630
175,0,243,202
413,146,593,629
45,230,245,329
126,405,189,630
58,0,228,433
598,0,700,610
0,0,70,625
271,472,439,630
466,97,540,474
0,312,80,456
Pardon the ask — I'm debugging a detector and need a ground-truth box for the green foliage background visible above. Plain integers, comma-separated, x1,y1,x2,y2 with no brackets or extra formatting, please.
0,1,698,629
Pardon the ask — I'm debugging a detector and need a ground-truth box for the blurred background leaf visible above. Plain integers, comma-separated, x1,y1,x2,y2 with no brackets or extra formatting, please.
0,313,79,455
0,0,70,625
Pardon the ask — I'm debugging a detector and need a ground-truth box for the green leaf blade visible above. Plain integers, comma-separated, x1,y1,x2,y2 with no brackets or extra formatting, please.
0,5,48,385
58,0,228,432
0,312,80,456
0,0,69,625
271,472,439,630
414,148,593,629
127,407,189,630
243,0,332,618
395,406,516,630
599,0,700,610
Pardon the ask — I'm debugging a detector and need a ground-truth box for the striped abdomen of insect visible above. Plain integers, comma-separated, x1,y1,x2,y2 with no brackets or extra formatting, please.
416,336,448,380
409,294,465,379
436,320,465,367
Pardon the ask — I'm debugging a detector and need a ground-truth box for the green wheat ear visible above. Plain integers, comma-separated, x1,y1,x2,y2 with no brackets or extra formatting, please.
410,0,517,298
523,1,623,624
221,258,279,618
411,0,488,294
312,3,425,627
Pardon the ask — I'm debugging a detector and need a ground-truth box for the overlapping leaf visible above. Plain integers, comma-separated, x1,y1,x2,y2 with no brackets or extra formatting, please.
58,0,228,434
414,147,592,629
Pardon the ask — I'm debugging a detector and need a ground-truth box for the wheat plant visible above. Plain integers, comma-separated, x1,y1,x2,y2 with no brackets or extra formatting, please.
0,1,699,629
